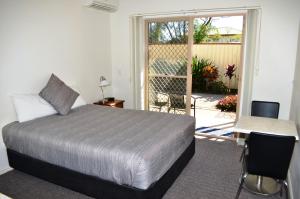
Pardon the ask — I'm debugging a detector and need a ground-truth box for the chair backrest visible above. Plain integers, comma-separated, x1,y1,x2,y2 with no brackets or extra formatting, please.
169,94,185,107
251,101,280,118
155,92,169,103
247,132,295,180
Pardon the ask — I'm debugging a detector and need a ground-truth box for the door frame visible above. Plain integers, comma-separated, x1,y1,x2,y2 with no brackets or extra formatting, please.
143,13,246,116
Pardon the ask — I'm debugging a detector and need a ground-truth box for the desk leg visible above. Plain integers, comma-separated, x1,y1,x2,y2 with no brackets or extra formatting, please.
235,132,246,145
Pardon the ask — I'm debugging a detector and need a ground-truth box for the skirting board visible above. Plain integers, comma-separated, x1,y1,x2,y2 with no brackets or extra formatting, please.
0,167,12,176
0,144,10,174
288,171,294,199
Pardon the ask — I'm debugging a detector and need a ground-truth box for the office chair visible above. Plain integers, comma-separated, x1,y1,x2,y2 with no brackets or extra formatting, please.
240,100,281,162
235,132,295,199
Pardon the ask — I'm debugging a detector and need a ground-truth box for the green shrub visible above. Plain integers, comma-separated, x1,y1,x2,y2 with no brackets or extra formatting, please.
192,56,213,92
207,81,228,94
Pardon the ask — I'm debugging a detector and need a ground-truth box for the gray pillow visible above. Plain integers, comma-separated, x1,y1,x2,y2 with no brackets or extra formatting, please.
39,74,79,115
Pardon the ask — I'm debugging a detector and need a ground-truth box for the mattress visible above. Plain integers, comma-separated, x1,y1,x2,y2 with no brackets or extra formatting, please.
2,105,195,190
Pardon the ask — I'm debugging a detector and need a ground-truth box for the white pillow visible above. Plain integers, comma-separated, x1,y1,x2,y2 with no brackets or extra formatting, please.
72,95,87,109
12,94,87,122
69,85,87,109
12,94,57,122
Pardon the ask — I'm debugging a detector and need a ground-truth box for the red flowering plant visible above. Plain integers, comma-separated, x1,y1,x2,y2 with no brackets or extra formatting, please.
216,95,237,112
224,64,236,91
225,64,236,80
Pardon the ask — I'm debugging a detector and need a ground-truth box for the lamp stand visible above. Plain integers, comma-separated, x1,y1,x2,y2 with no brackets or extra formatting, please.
100,86,106,103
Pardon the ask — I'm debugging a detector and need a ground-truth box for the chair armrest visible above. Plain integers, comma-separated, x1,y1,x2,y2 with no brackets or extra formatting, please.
191,96,201,108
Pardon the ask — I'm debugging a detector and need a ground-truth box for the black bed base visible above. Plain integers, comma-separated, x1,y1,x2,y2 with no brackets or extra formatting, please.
7,138,195,199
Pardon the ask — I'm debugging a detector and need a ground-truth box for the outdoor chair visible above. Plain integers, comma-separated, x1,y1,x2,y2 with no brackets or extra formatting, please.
168,94,185,113
191,96,201,117
235,132,295,199
152,92,169,112
168,94,198,116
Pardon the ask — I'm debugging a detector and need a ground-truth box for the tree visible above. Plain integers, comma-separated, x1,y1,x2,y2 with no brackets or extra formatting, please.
148,18,216,44
149,23,162,44
148,21,188,44
163,21,188,44
193,17,214,44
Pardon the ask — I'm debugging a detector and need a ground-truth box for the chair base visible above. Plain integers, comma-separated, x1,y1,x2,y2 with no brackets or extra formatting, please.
235,173,289,199
243,174,281,196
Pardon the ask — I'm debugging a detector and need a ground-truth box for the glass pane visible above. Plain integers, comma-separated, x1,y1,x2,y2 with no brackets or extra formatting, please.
148,21,188,76
147,20,188,115
148,21,188,114
148,21,189,44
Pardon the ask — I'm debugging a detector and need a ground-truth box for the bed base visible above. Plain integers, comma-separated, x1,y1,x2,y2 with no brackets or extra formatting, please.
7,138,195,199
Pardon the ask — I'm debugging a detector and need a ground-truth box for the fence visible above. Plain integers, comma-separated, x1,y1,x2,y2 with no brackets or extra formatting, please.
148,43,241,89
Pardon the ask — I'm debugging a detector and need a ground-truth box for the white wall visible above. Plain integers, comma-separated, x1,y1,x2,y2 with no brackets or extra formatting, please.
110,0,300,120
0,0,111,171
289,21,300,199
251,0,300,119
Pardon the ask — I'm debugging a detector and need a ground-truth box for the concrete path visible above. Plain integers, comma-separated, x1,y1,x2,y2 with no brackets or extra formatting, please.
191,93,236,137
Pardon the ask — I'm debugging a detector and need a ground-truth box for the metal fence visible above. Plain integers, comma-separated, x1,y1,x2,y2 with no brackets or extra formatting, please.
148,43,188,114
149,43,241,89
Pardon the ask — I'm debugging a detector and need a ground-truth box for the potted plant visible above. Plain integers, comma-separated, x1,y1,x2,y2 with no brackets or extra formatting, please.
202,65,219,90
203,65,219,81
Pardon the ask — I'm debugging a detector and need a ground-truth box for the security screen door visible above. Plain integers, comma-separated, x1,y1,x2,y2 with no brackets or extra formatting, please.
145,18,192,115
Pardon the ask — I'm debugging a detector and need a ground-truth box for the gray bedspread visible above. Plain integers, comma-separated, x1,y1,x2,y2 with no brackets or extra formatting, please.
2,105,195,190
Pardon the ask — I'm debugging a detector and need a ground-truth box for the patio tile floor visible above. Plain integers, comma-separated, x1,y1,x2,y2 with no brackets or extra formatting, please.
191,93,236,137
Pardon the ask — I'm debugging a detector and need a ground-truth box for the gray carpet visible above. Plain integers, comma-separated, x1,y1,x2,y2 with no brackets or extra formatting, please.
0,138,282,199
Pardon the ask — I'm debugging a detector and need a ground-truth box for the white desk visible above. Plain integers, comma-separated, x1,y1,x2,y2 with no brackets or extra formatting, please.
233,116,299,140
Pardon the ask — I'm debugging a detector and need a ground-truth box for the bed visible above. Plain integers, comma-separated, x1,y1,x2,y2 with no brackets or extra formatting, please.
2,104,195,199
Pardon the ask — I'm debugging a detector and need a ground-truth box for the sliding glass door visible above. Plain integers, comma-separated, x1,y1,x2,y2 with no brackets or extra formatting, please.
145,18,193,115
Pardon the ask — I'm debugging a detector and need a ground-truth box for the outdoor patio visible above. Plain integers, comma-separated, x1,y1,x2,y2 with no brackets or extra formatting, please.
191,93,236,138
148,92,236,138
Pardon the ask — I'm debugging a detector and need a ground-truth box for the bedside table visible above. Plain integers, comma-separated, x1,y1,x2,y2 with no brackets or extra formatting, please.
94,99,125,108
